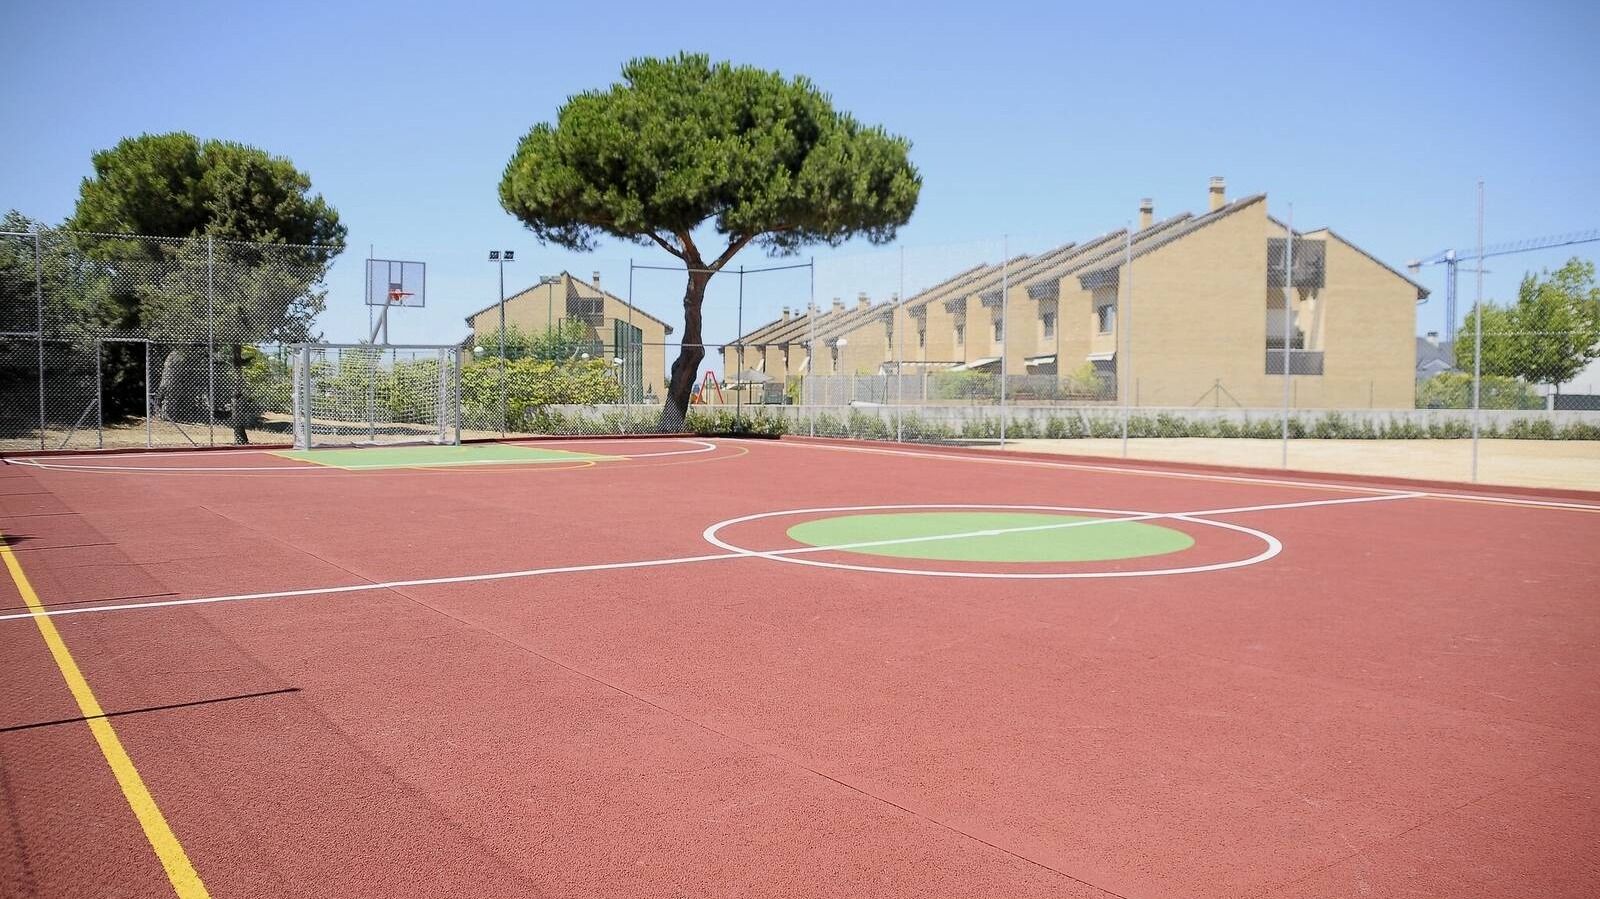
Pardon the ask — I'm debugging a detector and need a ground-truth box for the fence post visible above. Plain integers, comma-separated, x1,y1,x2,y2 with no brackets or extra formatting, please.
896,245,905,443
206,235,216,446
1470,181,1485,482
1120,226,1132,458
95,338,103,449
999,235,1009,448
1280,204,1294,468
807,265,816,437
735,266,745,426
144,340,152,448
34,228,44,450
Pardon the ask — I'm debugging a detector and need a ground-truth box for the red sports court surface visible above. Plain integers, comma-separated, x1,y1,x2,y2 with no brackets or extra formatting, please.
1,436,1597,898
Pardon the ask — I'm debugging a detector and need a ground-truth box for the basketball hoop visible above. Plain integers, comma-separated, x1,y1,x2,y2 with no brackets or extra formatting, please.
365,258,426,345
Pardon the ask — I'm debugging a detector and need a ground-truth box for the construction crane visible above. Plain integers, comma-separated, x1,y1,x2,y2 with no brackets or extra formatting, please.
1408,229,1600,345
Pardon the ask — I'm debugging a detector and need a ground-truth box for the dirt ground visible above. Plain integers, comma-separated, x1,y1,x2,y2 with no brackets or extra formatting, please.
986,437,1600,492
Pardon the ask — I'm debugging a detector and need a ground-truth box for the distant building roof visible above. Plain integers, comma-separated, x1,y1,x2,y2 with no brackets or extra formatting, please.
1416,336,1457,375
464,272,674,334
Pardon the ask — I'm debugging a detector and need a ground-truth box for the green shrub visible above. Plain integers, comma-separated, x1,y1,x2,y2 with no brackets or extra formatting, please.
929,371,998,401
1505,417,1557,440
1416,372,1543,410
461,356,621,430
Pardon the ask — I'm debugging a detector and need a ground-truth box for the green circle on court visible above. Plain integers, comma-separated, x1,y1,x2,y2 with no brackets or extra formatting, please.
784,511,1195,563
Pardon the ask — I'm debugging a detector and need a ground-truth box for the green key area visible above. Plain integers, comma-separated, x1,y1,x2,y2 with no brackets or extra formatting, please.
785,511,1194,563
275,443,621,470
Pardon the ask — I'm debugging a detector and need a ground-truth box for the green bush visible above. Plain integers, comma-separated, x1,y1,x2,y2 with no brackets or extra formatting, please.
685,408,792,436
1416,372,1543,410
929,371,998,401
462,356,621,431
777,410,1593,442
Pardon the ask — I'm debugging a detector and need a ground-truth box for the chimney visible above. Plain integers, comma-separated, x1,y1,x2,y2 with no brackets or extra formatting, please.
1139,198,1154,230
1208,177,1226,212
781,306,791,322
831,297,844,313
1425,331,1439,347
591,271,601,289
857,291,871,312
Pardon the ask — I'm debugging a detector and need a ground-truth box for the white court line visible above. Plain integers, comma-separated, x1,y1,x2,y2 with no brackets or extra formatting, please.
745,438,1600,512
0,492,1422,623
7,447,287,461
8,437,709,464
4,457,342,473
701,494,1421,580
2,439,719,473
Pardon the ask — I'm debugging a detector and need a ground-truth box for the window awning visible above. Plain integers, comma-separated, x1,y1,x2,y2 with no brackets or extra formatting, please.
1024,354,1056,366
949,357,1000,371
1086,351,1115,362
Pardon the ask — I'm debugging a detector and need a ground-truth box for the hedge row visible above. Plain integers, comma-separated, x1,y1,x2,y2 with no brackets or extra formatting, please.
685,409,1600,441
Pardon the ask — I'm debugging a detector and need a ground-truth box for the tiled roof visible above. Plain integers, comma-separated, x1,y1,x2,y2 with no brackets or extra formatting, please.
955,242,1084,307
903,263,1002,311
1073,197,1267,290
1302,228,1431,300
463,272,676,333
1019,216,1196,301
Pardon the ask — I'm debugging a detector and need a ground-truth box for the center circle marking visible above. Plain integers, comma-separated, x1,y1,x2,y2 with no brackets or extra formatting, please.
783,511,1196,563
702,503,1281,579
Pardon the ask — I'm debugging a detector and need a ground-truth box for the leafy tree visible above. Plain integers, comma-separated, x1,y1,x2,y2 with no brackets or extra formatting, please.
499,53,920,427
472,320,602,363
69,133,343,248
67,132,345,441
1454,304,1519,377
1456,258,1600,399
1504,258,1600,394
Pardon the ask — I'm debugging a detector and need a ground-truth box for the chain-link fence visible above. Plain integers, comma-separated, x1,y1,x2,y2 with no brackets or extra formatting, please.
2,228,336,450
5,208,1597,487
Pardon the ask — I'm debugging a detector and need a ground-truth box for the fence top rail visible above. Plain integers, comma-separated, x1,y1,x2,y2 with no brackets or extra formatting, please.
294,342,462,351
0,228,346,253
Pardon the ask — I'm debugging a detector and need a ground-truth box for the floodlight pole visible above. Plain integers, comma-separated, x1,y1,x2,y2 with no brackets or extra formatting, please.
489,250,514,436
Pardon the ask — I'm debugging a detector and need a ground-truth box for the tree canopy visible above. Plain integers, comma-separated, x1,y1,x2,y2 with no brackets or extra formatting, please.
498,53,921,423
65,132,345,440
1456,257,1600,393
69,132,345,250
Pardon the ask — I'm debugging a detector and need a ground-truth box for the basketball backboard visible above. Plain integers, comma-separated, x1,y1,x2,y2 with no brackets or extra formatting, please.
365,259,426,307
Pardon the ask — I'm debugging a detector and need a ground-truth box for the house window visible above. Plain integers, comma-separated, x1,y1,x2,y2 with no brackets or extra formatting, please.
1096,302,1116,334
954,323,965,345
1042,312,1056,339
993,320,1004,342
917,326,927,348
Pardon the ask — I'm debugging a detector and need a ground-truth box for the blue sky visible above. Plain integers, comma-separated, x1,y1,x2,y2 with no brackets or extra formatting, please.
3,0,1597,361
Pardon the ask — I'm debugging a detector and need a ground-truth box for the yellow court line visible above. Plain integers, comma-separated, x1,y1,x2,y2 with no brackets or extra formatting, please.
0,529,209,898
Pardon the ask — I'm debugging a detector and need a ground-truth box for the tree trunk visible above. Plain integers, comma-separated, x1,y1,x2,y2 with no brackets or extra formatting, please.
155,347,200,421
660,269,713,432
230,343,249,444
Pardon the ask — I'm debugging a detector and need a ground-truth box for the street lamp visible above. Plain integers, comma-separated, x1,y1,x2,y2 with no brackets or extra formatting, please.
489,250,515,435
488,250,516,360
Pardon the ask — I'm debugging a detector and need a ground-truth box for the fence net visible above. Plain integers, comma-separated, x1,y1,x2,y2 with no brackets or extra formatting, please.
2,220,1596,487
